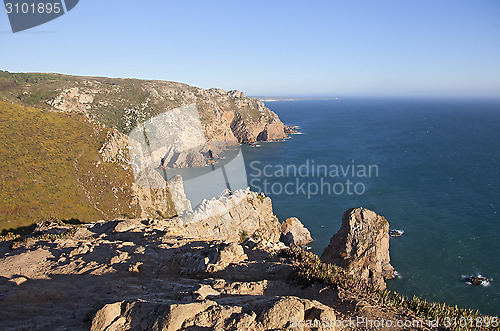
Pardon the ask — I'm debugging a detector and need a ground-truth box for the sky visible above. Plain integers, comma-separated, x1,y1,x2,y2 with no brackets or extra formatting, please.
1,0,500,97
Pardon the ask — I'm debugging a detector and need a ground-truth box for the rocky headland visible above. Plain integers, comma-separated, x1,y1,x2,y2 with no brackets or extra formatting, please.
0,71,289,147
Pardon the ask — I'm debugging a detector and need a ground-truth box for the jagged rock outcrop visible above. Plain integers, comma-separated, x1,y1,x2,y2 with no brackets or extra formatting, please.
280,217,313,246
96,189,282,247
46,86,95,115
321,207,395,290
166,175,192,215
98,129,130,168
228,90,287,144
90,302,123,331
169,189,282,244
130,168,177,219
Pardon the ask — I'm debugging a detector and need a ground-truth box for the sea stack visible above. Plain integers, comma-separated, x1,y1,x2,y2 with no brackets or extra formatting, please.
321,207,395,290
280,217,313,246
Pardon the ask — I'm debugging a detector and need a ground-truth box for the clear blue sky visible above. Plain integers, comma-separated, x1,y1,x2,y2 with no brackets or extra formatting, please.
1,0,500,97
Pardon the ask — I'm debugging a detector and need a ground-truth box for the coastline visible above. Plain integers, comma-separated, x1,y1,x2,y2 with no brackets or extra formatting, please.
0,74,498,328
255,97,340,102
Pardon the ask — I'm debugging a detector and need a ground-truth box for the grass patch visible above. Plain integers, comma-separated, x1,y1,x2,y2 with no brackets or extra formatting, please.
0,101,141,231
239,230,249,243
8,225,83,250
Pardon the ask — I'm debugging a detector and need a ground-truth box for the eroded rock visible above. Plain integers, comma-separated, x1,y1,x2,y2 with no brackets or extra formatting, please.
258,296,305,329
280,217,313,246
183,242,247,274
90,296,337,331
90,301,124,331
177,189,282,244
113,219,144,233
321,207,395,290
166,175,192,215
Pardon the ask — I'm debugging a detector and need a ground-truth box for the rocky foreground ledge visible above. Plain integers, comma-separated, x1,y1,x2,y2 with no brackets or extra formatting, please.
0,194,444,330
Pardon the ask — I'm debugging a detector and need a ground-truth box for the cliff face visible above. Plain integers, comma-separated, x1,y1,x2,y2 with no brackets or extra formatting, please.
0,71,288,145
226,90,287,143
321,207,395,290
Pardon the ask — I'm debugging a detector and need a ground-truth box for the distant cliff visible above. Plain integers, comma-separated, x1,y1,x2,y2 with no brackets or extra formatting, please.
0,70,288,144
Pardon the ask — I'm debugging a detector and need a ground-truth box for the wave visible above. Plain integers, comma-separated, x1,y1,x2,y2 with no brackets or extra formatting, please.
461,274,491,287
390,229,404,237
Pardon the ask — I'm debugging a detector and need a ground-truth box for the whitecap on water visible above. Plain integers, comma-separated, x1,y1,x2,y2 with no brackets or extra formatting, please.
390,229,404,237
462,274,491,286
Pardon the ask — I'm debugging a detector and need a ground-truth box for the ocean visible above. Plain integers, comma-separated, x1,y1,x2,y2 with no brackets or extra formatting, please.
241,98,500,316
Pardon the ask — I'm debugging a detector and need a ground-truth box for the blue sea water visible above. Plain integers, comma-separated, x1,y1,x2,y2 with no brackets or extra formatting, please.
241,98,500,316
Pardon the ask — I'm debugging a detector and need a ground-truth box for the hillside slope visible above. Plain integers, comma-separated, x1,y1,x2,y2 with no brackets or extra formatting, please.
0,101,175,230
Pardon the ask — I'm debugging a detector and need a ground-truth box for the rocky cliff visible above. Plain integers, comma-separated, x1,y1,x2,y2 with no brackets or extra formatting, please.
0,71,289,146
280,217,313,246
0,71,291,229
0,72,490,329
320,207,395,290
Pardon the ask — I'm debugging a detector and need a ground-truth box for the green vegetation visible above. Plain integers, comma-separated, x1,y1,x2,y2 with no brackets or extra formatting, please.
8,226,82,250
0,70,200,135
281,245,497,331
0,71,66,109
0,71,63,84
0,101,140,231
239,230,249,243
0,70,270,139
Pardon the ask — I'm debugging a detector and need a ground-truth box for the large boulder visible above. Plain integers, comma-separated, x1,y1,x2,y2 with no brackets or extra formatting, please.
258,297,304,329
280,217,313,246
91,297,336,331
320,207,394,290
90,302,124,331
